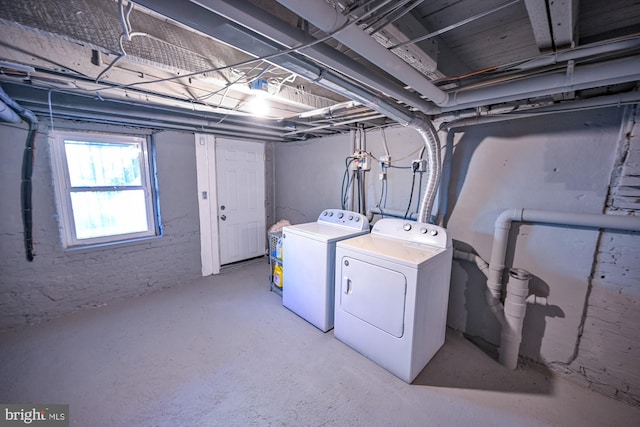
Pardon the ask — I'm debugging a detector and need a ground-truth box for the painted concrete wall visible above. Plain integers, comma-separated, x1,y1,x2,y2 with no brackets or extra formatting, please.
275,134,354,224
275,106,639,404
0,121,202,329
559,106,640,406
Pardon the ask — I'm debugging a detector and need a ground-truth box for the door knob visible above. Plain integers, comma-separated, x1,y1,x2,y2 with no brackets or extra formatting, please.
220,215,227,221
220,205,226,210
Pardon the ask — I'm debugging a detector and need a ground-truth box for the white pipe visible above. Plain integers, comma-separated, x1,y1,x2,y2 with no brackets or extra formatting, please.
488,208,640,368
519,209,640,230
500,268,531,369
453,249,489,278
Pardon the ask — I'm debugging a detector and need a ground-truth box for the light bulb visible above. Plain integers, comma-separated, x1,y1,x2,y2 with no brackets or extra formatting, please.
247,95,270,117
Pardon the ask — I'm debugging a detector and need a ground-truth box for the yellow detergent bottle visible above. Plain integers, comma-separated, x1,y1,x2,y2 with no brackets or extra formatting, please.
273,264,283,288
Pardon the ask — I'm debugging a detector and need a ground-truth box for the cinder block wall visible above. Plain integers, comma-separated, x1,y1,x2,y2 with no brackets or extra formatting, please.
560,106,640,406
0,122,202,330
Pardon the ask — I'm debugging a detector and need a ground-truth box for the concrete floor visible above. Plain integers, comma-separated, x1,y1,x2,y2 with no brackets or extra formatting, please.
1,258,638,427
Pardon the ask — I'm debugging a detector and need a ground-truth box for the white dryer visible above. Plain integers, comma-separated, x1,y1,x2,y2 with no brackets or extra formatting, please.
334,218,452,383
282,209,369,332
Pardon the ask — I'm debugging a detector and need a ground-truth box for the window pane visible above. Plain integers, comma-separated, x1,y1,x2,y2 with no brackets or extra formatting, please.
65,140,142,187
70,190,149,239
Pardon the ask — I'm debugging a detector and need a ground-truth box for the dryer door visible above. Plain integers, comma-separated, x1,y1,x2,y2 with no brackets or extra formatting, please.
339,256,407,338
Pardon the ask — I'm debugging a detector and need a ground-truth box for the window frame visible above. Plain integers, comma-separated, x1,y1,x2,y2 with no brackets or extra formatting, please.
50,130,159,248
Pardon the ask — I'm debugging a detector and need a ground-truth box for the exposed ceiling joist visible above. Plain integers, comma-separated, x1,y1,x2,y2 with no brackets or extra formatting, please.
524,0,554,51
548,0,579,48
525,0,579,52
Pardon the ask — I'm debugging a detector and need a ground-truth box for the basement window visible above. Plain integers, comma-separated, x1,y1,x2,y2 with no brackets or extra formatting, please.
50,130,159,248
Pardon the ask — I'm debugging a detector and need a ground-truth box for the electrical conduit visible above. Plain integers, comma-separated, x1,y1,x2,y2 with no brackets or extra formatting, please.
0,85,39,261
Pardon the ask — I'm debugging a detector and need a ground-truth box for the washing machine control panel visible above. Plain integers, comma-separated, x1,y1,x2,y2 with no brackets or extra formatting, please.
371,218,450,249
318,209,369,231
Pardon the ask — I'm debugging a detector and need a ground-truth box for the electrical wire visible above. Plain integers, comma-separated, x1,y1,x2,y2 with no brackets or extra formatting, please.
21,119,37,261
118,0,134,41
341,157,356,209
93,4,370,93
197,62,265,102
403,171,417,220
95,31,148,83
0,85,39,261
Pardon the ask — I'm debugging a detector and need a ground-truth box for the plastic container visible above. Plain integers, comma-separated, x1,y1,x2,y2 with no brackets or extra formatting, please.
276,237,283,260
273,264,283,288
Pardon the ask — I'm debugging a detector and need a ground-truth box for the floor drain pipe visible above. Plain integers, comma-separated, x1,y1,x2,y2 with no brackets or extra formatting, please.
499,268,531,369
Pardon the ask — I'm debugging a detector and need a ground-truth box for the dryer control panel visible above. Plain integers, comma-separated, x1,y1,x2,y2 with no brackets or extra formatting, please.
317,209,369,231
371,218,450,249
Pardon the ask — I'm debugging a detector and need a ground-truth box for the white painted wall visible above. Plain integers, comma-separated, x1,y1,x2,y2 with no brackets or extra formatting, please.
275,106,639,405
0,121,202,329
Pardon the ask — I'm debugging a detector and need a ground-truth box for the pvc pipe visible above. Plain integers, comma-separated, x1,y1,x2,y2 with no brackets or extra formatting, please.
520,209,640,230
453,249,489,278
487,208,640,368
499,268,531,369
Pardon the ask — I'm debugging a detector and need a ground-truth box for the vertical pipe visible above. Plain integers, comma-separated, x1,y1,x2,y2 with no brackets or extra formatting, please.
499,268,531,369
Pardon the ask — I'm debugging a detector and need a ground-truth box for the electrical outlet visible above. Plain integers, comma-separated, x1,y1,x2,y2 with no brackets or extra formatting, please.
412,159,427,172
352,151,371,171
360,156,370,171
379,155,391,169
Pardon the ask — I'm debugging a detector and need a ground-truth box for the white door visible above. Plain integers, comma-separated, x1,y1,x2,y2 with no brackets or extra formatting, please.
215,138,266,265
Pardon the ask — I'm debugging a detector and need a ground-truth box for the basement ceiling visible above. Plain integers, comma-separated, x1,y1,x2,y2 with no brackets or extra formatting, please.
0,0,638,141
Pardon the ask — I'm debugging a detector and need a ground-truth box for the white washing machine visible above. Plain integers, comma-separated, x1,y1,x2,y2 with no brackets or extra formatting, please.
282,209,369,332
334,218,452,383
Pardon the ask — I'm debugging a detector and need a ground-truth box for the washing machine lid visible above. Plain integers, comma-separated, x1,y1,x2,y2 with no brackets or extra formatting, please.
283,222,368,243
337,233,446,268
283,209,369,243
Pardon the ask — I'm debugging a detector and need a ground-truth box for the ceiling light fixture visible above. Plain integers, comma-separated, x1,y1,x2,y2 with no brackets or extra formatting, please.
247,79,270,116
